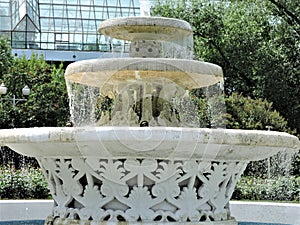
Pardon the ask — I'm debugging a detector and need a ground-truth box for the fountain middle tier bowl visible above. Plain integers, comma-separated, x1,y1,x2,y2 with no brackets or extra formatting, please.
0,127,298,161
64,58,223,89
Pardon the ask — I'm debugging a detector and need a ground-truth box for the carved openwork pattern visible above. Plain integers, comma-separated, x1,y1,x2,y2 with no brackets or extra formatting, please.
38,158,247,222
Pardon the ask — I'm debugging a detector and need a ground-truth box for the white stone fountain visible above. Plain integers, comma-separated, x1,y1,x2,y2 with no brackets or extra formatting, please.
0,12,299,225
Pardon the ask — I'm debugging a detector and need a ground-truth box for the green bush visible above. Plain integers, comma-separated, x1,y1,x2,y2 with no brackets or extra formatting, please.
232,176,300,202
208,92,300,201
225,93,295,134
0,166,50,199
224,93,300,177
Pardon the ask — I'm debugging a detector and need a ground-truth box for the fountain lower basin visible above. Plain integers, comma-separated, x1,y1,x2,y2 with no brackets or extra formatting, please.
0,127,298,161
0,127,299,225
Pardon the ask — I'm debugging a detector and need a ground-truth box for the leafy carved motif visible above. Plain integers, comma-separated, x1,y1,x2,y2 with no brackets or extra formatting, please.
38,157,247,223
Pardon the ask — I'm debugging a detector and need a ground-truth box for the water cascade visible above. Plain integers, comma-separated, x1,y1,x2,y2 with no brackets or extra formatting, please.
0,10,299,225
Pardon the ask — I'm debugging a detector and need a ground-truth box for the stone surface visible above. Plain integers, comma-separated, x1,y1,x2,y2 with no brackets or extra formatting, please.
1,126,298,225
0,127,299,161
1,200,299,224
230,201,300,224
98,17,192,41
64,58,223,90
39,158,244,223
47,218,238,225
130,40,162,58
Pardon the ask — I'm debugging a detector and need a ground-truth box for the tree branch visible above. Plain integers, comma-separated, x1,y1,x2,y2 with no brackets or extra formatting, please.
268,0,300,34
194,31,255,88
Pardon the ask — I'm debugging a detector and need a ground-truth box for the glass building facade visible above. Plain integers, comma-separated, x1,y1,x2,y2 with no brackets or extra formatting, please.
0,0,147,61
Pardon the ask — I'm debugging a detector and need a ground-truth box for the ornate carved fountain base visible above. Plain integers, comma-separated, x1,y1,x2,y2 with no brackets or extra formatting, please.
39,157,246,225
46,218,238,225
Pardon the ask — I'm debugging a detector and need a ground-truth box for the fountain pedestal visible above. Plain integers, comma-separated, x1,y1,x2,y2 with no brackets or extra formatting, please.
44,158,244,224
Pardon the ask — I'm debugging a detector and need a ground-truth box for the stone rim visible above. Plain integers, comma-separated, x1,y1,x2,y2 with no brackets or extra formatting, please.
64,58,223,89
98,16,193,41
0,127,299,161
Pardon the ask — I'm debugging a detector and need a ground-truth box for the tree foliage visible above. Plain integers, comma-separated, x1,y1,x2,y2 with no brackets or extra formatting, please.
223,93,298,176
153,0,300,134
0,39,70,168
0,38,14,79
0,54,70,128
225,93,294,133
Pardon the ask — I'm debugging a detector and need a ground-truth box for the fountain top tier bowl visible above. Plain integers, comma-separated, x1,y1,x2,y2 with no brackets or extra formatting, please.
66,16,222,90
98,16,193,41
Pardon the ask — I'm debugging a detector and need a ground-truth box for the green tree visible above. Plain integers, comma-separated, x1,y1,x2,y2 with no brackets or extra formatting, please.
0,54,69,128
0,51,70,168
153,0,300,134
262,0,300,134
0,38,14,79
